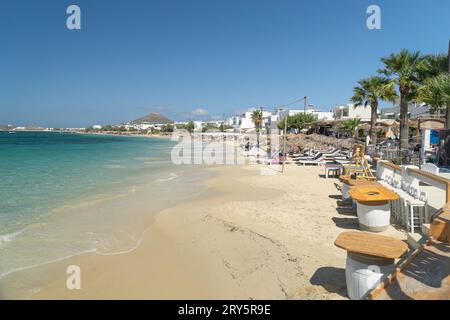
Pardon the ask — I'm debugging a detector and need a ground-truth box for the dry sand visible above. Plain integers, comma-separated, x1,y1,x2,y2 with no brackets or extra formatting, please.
28,164,406,300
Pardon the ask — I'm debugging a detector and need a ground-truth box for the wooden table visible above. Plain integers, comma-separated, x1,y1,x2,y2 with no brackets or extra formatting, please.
348,186,399,232
325,163,343,178
335,231,408,300
339,175,379,200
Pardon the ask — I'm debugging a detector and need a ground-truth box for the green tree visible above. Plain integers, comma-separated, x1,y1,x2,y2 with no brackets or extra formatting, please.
160,124,174,133
419,73,450,122
419,50,450,129
219,123,232,132
422,54,449,80
340,118,361,139
351,76,397,144
277,113,316,133
251,110,263,148
186,121,195,133
102,124,114,131
202,123,219,132
379,49,428,149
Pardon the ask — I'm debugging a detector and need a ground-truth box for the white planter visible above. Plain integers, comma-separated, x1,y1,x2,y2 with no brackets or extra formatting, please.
356,201,390,232
345,252,395,300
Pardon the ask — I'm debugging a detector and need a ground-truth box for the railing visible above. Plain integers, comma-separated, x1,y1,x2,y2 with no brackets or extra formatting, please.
377,160,450,207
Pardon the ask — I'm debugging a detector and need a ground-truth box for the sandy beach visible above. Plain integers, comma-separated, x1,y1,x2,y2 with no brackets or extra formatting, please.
5,163,403,300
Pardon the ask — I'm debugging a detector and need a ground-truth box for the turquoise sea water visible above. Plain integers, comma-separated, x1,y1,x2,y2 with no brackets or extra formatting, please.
0,132,208,282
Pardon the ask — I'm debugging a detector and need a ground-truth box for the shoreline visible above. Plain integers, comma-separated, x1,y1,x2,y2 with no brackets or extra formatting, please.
2,162,408,299
0,142,212,298
1,130,174,140
10,163,405,300
29,165,282,299
79,131,174,140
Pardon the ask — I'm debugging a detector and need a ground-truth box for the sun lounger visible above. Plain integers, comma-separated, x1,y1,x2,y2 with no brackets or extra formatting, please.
293,152,326,161
297,155,329,166
292,149,343,161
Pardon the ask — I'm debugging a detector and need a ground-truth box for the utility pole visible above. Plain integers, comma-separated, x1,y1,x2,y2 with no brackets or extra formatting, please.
304,96,308,114
282,112,288,173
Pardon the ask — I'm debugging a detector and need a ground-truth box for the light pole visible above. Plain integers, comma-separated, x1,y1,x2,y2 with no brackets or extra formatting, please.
282,112,288,173
304,96,308,114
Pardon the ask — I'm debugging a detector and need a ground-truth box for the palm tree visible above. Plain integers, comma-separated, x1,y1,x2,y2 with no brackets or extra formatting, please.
418,74,450,118
379,49,428,150
422,54,449,80
351,76,398,144
340,118,361,139
250,110,263,148
417,47,450,128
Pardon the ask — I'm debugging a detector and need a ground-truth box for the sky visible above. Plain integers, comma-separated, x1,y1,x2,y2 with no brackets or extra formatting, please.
0,0,449,127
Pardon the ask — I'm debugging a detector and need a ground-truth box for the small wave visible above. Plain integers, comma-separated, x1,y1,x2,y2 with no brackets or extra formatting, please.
0,230,23,246
134,157,161,161
104,164,126,169
0,222,49,246
155,172,178,182
0,248,98,280
95,237,143,256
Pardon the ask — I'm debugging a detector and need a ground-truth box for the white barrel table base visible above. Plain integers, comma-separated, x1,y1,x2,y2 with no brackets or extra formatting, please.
356,201,391,232
335,232,408,301
346,252,395,300
342,183,350,200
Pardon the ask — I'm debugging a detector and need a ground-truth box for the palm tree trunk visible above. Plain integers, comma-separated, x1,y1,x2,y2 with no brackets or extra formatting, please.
399,92,409,150
447,40,450,129
256,129,260,149
370,102,378,145
446,104,450,130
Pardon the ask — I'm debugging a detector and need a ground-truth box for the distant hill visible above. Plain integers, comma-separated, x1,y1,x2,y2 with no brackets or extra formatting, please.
131,113,173,125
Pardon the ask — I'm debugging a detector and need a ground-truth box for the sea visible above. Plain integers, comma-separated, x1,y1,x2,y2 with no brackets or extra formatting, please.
0,131,210,287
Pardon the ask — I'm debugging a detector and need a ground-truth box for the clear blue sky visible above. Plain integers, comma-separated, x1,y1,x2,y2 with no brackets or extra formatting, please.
1,0,449,127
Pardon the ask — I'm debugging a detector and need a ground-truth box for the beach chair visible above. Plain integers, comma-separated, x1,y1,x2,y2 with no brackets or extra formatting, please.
292,149,341,161
297,154,327,166
259,151,284,165
421,163,440,175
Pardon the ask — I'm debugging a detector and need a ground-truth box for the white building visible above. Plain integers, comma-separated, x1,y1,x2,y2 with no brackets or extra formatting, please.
332,104,372,121
239,110,273,130
226,106,334,132
193,121,204,131
274,107,334,123
227,116,242,128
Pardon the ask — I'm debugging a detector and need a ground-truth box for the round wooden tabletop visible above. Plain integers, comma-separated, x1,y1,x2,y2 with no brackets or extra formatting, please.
335,231,408,259
339,175,378,186
348,186,399,202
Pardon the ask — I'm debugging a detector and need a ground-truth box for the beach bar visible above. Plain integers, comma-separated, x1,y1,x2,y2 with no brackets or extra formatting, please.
335,231,408,300
348,185,399,232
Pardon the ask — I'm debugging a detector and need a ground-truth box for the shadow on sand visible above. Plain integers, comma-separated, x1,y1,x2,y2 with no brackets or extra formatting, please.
310,266,348,298
332,217,359,230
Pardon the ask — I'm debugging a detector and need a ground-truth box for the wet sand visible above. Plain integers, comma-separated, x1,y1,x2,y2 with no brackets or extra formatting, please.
7,164,406,299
